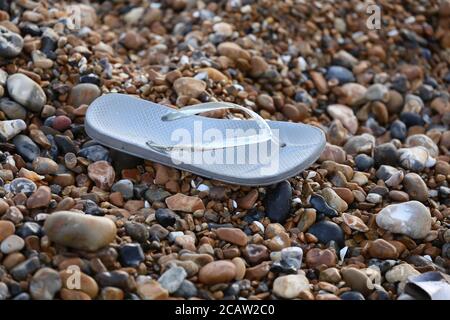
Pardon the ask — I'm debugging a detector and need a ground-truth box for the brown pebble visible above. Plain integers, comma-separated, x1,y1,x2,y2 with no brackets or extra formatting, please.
198,260,236,285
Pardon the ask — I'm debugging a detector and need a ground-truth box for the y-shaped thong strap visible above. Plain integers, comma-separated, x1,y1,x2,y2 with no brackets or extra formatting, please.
146,101,279,152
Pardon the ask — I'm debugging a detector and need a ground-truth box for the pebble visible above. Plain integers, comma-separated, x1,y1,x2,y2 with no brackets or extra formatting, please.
367,239,399,259
173,77,206,98
79,145,111,162
406,134,439,158
137,279,168,300
198,261,236,285
165,193,205,212
0,26,23,58
0,120,26,142
215,227,248,246
124,222,149,243
306,248,337,268
327,104,358,134
52,115,72,131
376,165,404,187
12,135,40,162
390,120,407,140
340,291,365,300
355,154,374,171
398,147,432,171
366,193,382,204
0,221,15,242
68,83,101,107
321,187,348,213
341,267,374,296
319,268,342,284
119,243,145,267
309,194,338,218
60,270,98,299
10,256,40,281
145,188,171,203
0,283,9,300
111,179,134,200
264,180,292,223
342,213,369,232
9,178,36,195
376,201,431,239
326,66,355,84
403,173,428,202
343,134,375,155
308,221,345,247
7,73,46,112
43,211,117,251
374,143,398,167
273,274,310,299
29,268,62,300
32,157,58,175
385,263,420,284
365,84,389,102
297,208,316,232
88,161,115,190
155,208,178,227
0,234,24,254
174,280,197,298
158,266,187,294
0,98,27,120
271,247,303,273
26,186,51,209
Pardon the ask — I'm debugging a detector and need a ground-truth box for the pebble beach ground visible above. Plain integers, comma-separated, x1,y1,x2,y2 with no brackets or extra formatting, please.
0,0,449,300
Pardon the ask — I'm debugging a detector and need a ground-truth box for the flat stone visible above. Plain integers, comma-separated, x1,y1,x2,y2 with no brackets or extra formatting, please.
327,104,358,134
367,239,399,259
68,83,101,107
376,201,431,239
137,279,168,300
165,193,205,212
403,173,428,202
158,266,187,293
0,119,26,142
273,274,310,299
0,220,15,242
406,134,439,158
88,161,115,190
342,213,369,232
173,77,206,98
7,73,46,112
398,146,433,172
0,26,24,58
0,234,24,254
0,98,27,120
198,260,236,285
264,181,292,223
111,179,134,200
12,135,40,162
341,267,374,296
321,187,348,213
29,268,62,300
44,211,117,251
32,157,58,175
385,263,420,283
26,186,51,209
308,221,345,247
344,134,375,155
215,227,248,246
119,243,144,267
305,248,337,268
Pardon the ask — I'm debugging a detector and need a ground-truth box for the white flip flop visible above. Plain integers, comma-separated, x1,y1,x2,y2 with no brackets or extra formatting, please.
85,93,325,186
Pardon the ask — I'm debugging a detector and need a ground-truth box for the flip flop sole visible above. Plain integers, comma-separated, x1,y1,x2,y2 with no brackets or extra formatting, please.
85,94,326,186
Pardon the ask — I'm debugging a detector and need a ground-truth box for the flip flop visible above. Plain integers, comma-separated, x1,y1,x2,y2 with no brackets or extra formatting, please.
85,93,325,186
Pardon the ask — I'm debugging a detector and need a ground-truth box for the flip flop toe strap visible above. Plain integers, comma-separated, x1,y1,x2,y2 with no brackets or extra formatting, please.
146,102,276,152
